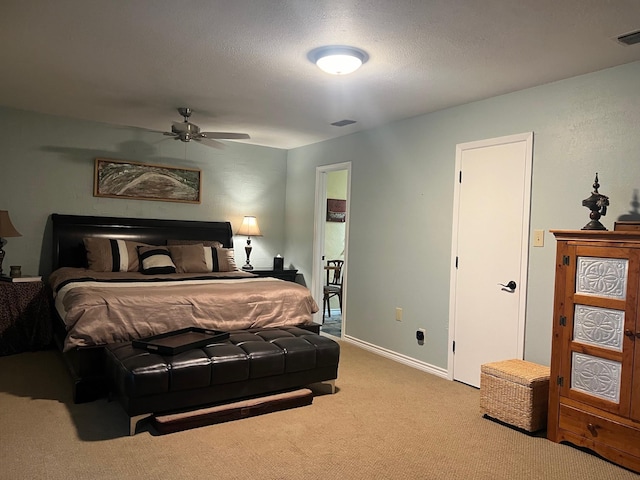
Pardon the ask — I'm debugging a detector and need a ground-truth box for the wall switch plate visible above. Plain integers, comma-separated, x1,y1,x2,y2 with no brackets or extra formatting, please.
395,307,403,321
534,229,545,247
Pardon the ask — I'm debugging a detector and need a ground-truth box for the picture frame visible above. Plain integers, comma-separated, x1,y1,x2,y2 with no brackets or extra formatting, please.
94,158,202,204
327,198,346,222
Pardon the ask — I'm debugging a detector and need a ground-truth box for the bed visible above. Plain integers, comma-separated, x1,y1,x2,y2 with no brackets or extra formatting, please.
49,213,320,403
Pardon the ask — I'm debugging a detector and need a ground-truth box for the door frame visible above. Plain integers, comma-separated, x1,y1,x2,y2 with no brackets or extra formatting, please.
312,162,352,330
447,132,533,380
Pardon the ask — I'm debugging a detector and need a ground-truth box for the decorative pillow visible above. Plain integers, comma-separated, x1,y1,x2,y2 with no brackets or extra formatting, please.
138,246,177,274
84,238,149,272
167,244,208,273
167,239,223,248
205,247,238,272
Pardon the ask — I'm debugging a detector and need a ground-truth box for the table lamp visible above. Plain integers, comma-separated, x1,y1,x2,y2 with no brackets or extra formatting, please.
0,210,22,276
236,216,262,270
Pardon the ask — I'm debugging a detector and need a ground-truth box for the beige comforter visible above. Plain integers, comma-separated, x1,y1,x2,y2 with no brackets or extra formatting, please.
50,267,319,351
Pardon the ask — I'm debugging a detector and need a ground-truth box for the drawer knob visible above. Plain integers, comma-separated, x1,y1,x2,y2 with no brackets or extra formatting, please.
587,423,600,437
624,329,636,339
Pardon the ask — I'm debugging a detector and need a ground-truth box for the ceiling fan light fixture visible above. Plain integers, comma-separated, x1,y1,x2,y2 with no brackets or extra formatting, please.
308,46,369,75
162,107,250,146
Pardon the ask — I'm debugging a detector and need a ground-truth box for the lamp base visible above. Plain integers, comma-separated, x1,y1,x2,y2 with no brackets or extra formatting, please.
243,239,253,270
0,247,4,276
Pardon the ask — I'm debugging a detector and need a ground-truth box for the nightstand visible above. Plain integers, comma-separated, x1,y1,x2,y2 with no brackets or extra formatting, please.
250,269,298,282
0,280,52,355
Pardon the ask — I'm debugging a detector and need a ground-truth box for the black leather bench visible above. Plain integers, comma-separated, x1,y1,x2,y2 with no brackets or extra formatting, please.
105,326,340,434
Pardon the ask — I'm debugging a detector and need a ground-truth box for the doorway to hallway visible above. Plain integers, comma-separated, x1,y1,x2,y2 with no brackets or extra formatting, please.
312,163,351,338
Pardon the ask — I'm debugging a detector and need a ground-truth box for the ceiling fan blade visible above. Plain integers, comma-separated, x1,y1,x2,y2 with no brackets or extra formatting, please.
199,132,250,140
194,138,226,149
157,108,249,146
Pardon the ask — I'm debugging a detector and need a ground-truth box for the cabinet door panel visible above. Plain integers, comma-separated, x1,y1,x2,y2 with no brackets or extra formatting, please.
575,256,628,299
573,304,624,351
560,245,637,417
570,352,622,403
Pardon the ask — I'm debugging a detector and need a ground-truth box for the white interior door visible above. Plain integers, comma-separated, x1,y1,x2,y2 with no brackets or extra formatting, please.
448,133,533,387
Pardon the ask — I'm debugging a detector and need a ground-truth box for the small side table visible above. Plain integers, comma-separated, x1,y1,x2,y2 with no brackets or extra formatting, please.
0,280,53,356
250,269,298,282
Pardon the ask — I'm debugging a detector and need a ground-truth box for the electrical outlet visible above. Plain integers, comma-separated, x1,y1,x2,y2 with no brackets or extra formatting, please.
416,328,426,344
534,229,544,247
395,307,403,321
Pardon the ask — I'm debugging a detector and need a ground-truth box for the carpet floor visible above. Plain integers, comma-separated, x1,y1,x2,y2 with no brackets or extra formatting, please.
1,341,638,480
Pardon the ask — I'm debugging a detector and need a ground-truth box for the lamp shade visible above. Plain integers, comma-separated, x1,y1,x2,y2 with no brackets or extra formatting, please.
236,216,262,237
0,211,21,237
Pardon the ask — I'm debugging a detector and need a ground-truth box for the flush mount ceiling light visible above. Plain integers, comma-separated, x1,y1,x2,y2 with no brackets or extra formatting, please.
308,45,369,75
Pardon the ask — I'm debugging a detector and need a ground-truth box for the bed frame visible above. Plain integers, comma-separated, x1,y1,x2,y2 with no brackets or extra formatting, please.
50,213,236,403
52,213,234,270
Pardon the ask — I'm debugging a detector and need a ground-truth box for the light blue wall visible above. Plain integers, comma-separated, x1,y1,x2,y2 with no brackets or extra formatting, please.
0,107,288,276
3,61,640,371
285,61,640,368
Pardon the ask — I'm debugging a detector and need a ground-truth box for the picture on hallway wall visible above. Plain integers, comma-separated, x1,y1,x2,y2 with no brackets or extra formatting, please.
327,198,346,222
94,158,201,204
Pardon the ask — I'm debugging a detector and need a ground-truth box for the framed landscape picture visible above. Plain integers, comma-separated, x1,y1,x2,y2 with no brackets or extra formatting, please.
94,158,201,204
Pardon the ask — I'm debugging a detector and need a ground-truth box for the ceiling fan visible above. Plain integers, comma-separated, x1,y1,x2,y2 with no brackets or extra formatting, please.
163,107,250,147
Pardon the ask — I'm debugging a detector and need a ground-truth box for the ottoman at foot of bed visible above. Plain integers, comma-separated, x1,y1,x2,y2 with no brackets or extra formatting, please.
104,326,340,435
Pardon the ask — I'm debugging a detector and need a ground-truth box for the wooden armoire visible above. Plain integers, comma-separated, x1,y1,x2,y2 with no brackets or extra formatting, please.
548,227,640,473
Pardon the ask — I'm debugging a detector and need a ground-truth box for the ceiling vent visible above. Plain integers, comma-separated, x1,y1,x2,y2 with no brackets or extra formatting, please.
331,119,357,127
617,29,640,46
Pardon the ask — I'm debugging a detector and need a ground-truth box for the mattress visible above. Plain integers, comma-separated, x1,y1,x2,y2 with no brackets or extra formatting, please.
50,267,319,351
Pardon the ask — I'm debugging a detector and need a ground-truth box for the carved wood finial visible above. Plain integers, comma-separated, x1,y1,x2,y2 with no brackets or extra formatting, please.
581,173,609,230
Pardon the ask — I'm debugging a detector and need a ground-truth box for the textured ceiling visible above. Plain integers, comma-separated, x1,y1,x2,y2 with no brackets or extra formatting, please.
1,1,640,149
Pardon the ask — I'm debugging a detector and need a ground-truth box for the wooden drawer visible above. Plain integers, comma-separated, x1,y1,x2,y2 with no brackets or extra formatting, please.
559,403,640,458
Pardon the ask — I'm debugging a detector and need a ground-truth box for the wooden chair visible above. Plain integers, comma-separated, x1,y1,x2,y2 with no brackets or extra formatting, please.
323,260,344,321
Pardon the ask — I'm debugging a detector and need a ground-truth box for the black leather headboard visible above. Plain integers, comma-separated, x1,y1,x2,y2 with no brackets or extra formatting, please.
51,214,234,270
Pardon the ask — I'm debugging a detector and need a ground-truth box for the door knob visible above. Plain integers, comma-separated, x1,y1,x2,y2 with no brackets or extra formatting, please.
498,281,517,290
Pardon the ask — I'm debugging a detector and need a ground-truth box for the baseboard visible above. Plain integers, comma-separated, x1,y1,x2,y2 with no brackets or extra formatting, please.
342,335,448,380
